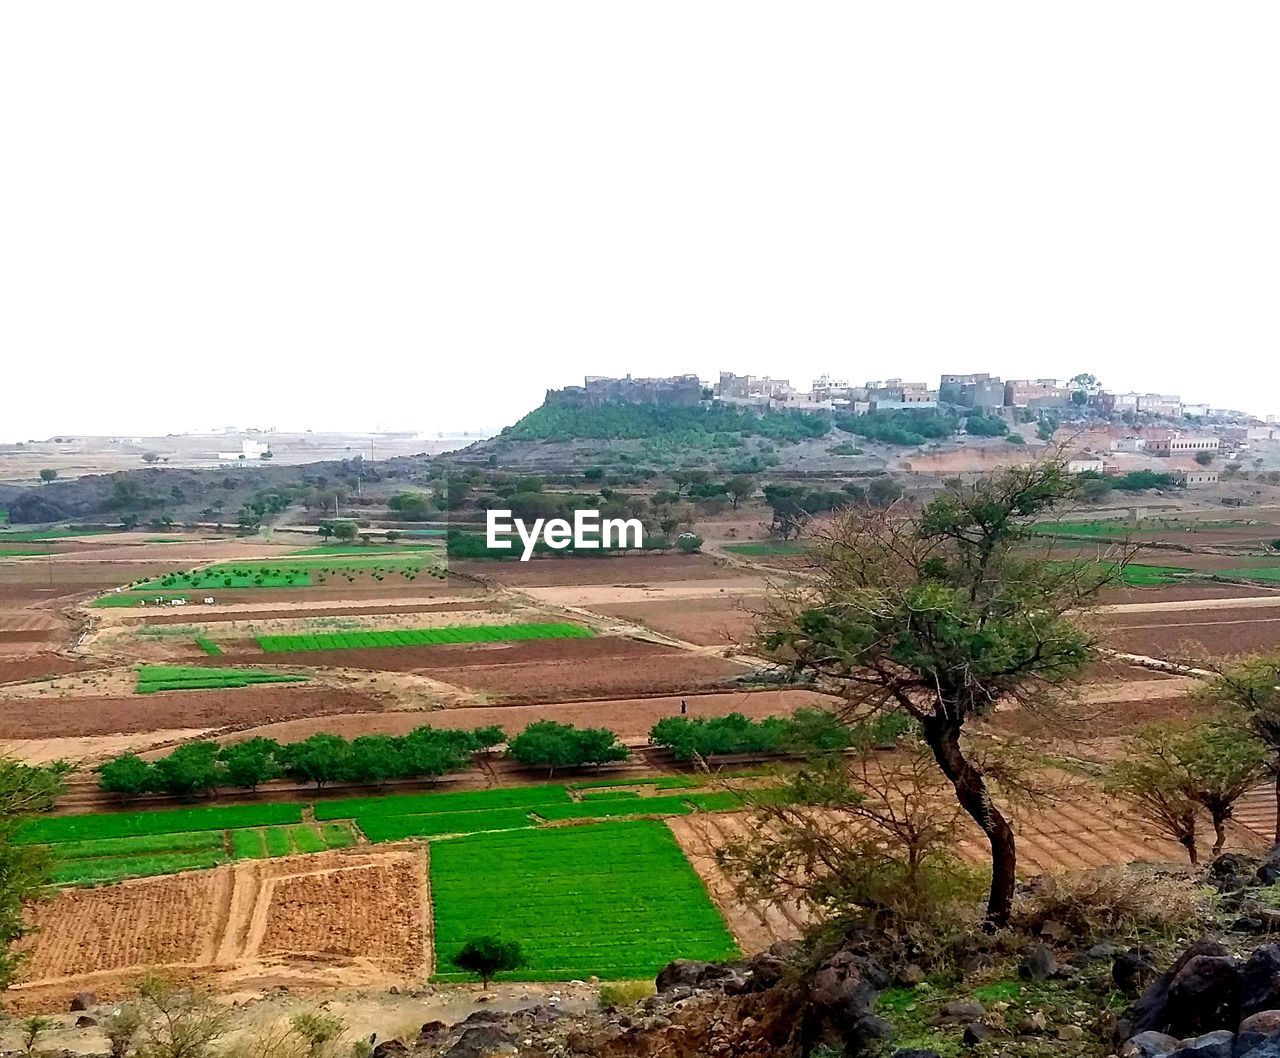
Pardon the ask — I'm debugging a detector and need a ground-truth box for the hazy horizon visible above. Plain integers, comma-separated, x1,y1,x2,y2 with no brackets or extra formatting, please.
4,2,1277,442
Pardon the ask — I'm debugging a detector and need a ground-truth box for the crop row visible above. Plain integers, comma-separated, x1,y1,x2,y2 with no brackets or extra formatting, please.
257,622,593,653
135,665,308,694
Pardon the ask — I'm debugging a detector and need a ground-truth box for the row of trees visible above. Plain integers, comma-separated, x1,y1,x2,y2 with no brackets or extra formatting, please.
650,709,910,761
97,721,633,797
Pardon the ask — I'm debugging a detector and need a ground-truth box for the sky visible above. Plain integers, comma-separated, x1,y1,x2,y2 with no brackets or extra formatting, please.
2,3,1278,443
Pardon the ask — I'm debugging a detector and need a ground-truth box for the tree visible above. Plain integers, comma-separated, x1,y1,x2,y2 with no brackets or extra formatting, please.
98,754,156,798
21,1016,54,1056
1199,653,1280,844
1071,390,1088,406
507,721,628,777
725,475,754,509
1036,418,1057,442
757,461,1118,926
278,734,350,788
1195,450,1215,466
142,452,161,463
217,739,281,791
132,974,232,1058
0,758,64,988
1107,721,1266,860
331,520,359,544
865,475,902,508
762,484,809,540
676,532,704,554
453,936,524,988
38,468,57,484
151,742,224,797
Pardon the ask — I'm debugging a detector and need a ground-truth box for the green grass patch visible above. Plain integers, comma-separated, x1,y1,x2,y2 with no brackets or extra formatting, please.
291,824,326,853
231,828,267,859
0,528,114,541
263,826,292,857
135,665,308,693
319,822,355,848
1217,566,1280,583
18,802,303,845
0,547,57,557
568,775,698,791
314,784,573,821
51,850,229,886
535,795,697,821
360,808,537,842
431,821,738,981
194,637,223,656
49,830,225,860
722,542,807,557
258,622,593,653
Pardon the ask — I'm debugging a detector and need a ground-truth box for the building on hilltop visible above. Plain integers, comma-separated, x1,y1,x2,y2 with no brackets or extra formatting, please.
551,374,704,407
1004,379,1073,409
1147,433,1220,455
867,379,938,411
939,373,1004,409
715,372,795,406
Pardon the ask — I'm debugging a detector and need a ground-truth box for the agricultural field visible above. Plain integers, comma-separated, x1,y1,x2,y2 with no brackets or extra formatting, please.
134,664,309,693
257,621,593,652
430,821,740,981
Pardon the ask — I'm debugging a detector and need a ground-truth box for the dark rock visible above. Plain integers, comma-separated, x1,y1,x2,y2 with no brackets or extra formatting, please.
1117,949,1161,995
69,992,95,1012
893,1051,943,1058
963,1023,994,1046
740,951,788,992
372,1041,408,1058
1235,1012,1280,1056
1041,920,1067,942
897,963,926,986
1257,848,1280,886
851,1015,894,1053
1236,919,1267,935
1242,947,1280,1018
1214,855,1257,887
1122,1030,1182,1058
1238,1030,1280,1058
442,1024,518,1058
418,1022,448,1044
1121,938,1232,1038
1088,942,1125,961
936,1000,986,1025
809,951,877,1020
1168,1030,1236,1058
460,1011,505,1025
654,959,738,993
75,1016,97,1028
1168,956,1242,1037
1020,944,1059,982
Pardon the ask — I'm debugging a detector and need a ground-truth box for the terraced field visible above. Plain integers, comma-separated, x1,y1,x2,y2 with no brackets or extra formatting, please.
257,621,593,652
135,665,308,693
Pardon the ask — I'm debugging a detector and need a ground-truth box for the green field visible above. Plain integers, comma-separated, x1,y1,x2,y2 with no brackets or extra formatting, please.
51,850,230,886
120,555,441,595
257,622,593,653
17,802,304,845
0,527,114,541
722,542,807,557
135,665,308,693
314,784,574,821
431,822,739,981
0,547,56,557
1117,562,1196,586
1218,566,1280,583
194,637,223,656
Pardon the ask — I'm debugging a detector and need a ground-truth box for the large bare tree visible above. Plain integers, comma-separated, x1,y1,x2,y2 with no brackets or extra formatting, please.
756,460,1121,926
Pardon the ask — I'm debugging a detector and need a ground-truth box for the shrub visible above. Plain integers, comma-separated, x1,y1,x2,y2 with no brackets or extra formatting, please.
598,980,657,1008
453,935,524,988
507,721,629,776
1012,866,1201,941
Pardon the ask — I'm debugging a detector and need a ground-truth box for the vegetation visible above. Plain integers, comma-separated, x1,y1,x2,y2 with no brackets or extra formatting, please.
0,758,64,987
430,821,738,981
135,665,308,693
650,709,908,760
834,408,957,446
755,461,1118,926
507,721,630,776
452,936,526,987
503,400,830,444
257,621,592,652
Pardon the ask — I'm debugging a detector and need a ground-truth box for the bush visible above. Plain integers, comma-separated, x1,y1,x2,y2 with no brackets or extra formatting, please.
507,721,629,776
1012,866,1201,941
453,935,524,987
598,980,656,1008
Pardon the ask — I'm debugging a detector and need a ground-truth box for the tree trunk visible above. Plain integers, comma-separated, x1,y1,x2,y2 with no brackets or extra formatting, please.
1273,770,1280,846
1213,817,1227,857
921,717,1016,927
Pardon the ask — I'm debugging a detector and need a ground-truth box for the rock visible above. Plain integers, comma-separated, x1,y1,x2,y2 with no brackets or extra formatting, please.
69,991,96,1012
1257,848,1280,886
418,1022,448,1044
75,1016,98,1028
1168,956,1242,1037
1122,939,1233,1038
810,951,877,1019
1169,1030,1237,1058
1235,1011,1280,1056
1089,943,1125,961
963,1023,994,1046
442,1025,518,1058
1122,1031,1182,1058
893,1051,943,1058
738,951,788,993
856,1015,895,1044
1241,948,1280,1019
1235,919,1267,935
898,964,926,986
654,959,738,993
372,1041,408,1058
936,1000,986,1025
1021,944,1059,983
1041,920,1068,942
1018,1011,1049,1035
1213,855,1257,890
1238,1030,1280,1058
1117,950,1162,995
1059,1025,1085,1041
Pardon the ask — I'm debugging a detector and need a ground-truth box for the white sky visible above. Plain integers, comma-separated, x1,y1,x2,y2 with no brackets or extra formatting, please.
2,3,1277,443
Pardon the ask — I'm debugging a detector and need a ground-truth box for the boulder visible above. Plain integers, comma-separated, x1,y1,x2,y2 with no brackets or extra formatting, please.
1257,848,1280,886
936,1000,986,1025
1167,956,1242,1037
1236,1012,1280,1056
1238,1031,1280,1058
897,964,926,986
738,951,788,992
1121,938,1232,1038
1168,1030,1236,1058
893,1051,942,1058
1117,949,1161,995
69,992,96,1012
963,1023,994,1046
851,1015,895,1053
655,959,738,993
418,1022,448,1043
75,1016,98,1029
1242,948,1280,1019
1020,944,1059,982
371,1041,409,1058
1122,1031,1182,1058
442,1025,518,1058
809,951,877,1020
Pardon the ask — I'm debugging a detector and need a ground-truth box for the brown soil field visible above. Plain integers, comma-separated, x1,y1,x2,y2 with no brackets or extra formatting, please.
593,597,764,647
0,685,386,739
12,849,427,1011
258,858,427,974
989,693,1210,741
220,688,842,746
1099,582,1280,604
423,651,748,702
0,652,101,685
1103,613,1280,659
456,553,743,588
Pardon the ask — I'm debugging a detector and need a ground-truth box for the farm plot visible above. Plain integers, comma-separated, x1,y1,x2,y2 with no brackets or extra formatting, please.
228,822,355,860
257,622,592,653
135,665,309,693
593,596,763,647
17,802,303,845
430,821,739,981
